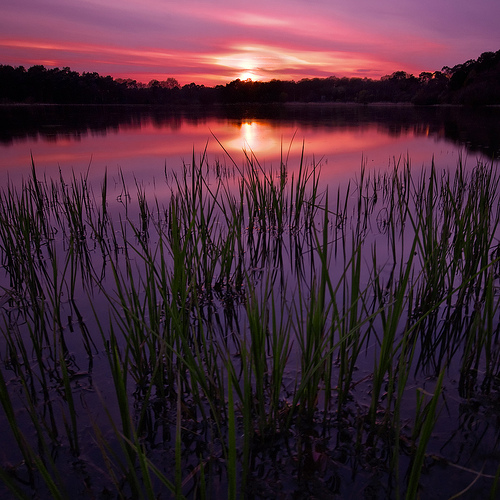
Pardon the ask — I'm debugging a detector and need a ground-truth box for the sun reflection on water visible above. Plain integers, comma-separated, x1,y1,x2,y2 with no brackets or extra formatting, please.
241,121,258,151
224,120,282,157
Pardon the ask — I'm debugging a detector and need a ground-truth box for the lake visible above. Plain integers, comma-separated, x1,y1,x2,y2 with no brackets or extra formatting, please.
0,104,500,499
1,104,499,190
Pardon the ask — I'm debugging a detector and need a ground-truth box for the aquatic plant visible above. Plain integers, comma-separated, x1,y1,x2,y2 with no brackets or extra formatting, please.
0,149,499,499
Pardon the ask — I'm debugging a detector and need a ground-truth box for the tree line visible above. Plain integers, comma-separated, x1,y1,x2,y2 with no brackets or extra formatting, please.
1,50,499,106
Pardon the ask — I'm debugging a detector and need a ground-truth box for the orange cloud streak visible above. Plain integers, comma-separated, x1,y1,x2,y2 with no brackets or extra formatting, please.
0,34,430,86
1,0,498,86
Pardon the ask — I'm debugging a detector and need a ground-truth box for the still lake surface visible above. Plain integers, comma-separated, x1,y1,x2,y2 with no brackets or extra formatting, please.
1,104,500,498
1,104,499,191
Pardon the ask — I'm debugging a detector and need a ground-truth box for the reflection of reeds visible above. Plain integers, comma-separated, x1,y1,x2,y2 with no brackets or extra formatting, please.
0,150,499,498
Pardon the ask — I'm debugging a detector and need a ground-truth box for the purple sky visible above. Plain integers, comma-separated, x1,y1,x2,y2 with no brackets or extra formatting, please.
1,0,498,85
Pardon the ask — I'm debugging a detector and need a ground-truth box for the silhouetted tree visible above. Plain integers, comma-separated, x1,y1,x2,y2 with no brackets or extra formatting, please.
1,50,499,106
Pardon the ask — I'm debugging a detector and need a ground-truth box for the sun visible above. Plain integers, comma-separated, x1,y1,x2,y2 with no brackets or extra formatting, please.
238,70,255,81
235,56,261,81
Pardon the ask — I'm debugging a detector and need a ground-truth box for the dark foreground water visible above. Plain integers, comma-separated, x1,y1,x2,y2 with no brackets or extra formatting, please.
0,104,499,499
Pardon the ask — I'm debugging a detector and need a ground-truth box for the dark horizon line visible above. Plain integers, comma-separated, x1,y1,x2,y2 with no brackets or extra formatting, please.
0,64,449,88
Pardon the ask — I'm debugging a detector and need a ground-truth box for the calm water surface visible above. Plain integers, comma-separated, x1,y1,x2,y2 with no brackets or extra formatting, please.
1,104,499,191
1,104,500,498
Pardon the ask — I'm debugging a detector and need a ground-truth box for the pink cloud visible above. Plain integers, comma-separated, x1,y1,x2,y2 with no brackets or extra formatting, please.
0,0,498,85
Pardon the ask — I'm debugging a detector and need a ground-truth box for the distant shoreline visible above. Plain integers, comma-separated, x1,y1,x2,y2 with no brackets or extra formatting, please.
2,101,499,108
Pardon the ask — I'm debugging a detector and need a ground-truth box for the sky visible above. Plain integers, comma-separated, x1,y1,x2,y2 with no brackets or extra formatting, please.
1,0,499,86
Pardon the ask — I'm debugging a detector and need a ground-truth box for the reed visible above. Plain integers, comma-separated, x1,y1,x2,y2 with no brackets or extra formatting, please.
406,368,445,499
0,149,499,499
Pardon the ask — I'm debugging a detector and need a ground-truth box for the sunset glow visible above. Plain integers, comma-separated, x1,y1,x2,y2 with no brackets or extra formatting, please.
1,0,499,85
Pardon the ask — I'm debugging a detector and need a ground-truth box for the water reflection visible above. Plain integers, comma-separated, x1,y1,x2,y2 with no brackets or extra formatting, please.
1,119,499,498
0,104,499,188
227,120,282,157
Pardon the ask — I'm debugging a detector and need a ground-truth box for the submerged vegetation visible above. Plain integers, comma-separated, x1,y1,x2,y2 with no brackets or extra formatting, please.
0,146,500,499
